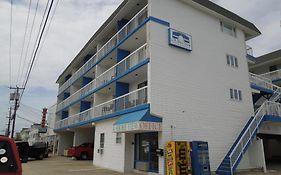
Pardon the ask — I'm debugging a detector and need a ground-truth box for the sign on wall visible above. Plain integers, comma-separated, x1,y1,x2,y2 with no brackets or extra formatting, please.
169,28,192,51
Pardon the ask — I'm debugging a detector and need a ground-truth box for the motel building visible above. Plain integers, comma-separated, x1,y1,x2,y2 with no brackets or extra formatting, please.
54,0,281,174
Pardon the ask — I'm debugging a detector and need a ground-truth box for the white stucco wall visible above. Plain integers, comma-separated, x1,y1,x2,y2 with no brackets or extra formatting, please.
93,118,127,172
148,0,255,173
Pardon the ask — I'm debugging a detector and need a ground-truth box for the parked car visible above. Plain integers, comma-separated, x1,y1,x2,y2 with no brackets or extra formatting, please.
16,141,48,162
15,141,29,163
0,136,22,175
68,143,93,160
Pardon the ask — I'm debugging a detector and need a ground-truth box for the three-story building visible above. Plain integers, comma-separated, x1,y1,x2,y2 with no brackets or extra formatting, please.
54,0,281,174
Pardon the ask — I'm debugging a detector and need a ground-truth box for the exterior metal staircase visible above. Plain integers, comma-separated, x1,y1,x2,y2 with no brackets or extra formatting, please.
216,73,281,175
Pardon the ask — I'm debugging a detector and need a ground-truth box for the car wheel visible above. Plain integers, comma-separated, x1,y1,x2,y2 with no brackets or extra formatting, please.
37,154,44,160
80,153,88,160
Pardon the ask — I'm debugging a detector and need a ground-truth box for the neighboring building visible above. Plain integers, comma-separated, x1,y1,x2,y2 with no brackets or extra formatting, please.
28,124,42,145
53,0,281,174
249,49,281,86
41,104,58,154
19,128,30,141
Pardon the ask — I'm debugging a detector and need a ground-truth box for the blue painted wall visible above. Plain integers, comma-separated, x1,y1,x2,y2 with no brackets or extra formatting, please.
117,19,129,30
62,111,69,119
80,101,91,112
82,77,92,87
116,82,129,97
63,92,70,100
117,49,130,76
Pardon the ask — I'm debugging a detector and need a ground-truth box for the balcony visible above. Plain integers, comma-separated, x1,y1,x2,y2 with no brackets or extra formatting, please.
56,44,149,112
58,5,148,96
249,73,279,92
260,69,281,82
55,86,148,130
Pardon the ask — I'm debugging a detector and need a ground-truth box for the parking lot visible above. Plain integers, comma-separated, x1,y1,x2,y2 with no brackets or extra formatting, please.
22,156,138,175
22,156,281,175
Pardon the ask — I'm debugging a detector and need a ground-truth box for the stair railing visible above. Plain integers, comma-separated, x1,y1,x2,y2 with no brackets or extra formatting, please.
228,101,267,171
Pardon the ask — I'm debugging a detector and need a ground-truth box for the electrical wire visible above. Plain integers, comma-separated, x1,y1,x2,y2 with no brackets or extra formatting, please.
18,0,40,86
20,0,54,101
9,0,13,88
21,0,49,88
16,0,32,85
37,0,60,59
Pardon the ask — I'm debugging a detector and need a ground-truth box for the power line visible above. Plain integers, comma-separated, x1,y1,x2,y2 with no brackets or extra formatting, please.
37,0,60,58
16,0,32,85
20,0,48,87
19,0,40,86
21,0,54,100
9,0,13,88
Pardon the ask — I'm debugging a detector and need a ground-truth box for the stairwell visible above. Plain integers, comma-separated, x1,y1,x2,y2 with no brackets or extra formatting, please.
216,73,281,175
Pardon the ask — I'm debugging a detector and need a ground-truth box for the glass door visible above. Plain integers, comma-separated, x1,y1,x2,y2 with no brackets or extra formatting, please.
135,132,158,173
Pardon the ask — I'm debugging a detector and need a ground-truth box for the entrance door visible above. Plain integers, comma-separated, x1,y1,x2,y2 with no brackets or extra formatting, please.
135,132,158,173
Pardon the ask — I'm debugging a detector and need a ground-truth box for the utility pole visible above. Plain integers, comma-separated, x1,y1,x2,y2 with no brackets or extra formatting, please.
10,86,24,138
6,107,12,137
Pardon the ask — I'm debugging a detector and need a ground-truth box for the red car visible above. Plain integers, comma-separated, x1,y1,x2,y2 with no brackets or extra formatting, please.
0,136,22,175
68,143,93,160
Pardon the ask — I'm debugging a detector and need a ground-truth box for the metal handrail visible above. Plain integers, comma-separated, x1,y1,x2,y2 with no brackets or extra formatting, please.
260,69,281,81
229,101,281,169
56,44,148,112
55,86,148,129
58,5,148,95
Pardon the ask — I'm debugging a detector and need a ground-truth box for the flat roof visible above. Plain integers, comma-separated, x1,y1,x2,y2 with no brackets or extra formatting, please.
254,49,281,65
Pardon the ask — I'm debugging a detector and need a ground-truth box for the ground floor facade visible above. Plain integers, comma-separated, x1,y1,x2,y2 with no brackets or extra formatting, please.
55,107,281,174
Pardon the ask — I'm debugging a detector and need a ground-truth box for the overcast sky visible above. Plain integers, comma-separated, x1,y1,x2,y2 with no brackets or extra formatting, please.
0,0,280,134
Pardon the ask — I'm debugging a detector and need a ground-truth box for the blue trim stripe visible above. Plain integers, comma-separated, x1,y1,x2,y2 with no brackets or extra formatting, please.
250,84,274,94
263,115,281,123
57,58,150,114
54,104,150,132
58,16,170,97
272,78,281,83
149,16,170,27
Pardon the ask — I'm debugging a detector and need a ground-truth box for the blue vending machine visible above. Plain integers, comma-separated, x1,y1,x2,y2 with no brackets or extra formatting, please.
191,141,211,175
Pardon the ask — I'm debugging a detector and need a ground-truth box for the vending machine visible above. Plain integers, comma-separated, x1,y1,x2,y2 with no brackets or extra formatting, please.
166,141,192,175
190,141,211,175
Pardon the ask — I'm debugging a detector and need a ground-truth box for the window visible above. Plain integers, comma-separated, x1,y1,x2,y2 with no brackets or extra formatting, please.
226,55,238,68
230,88,242,101
116,133,122,144
100,133,105,149
221,21,236,37
137,81,148,89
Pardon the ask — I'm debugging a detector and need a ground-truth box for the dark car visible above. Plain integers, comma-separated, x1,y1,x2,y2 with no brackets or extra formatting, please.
0,136,22,175
15,141,29,163
15,141,48,161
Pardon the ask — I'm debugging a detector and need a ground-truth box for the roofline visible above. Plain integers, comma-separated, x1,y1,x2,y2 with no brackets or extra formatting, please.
250,49,281,67
56,0,128,83
189,0,261,37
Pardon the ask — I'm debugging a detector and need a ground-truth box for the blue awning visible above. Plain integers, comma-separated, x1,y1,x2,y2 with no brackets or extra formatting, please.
113,109,162,133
